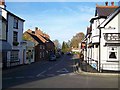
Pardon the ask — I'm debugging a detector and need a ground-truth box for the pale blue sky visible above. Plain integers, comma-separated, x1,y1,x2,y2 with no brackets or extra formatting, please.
5,2,118,44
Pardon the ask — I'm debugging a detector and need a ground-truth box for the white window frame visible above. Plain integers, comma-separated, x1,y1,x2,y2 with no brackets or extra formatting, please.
10,51,19,62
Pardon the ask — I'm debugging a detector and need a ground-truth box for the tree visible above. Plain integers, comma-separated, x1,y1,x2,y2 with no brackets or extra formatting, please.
62,41,71,53
53,39,61,49
53,39,61,53
70,32,85,48
62,41,66,53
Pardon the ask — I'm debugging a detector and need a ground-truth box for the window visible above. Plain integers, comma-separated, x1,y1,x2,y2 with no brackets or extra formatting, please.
40,45,42,49
109,52,117,59
108,47,117,59
43,46,45,49
13,31,18,42
0,20,7,40
109,47,117,59
13,18,18,29
43,52,44,57
10,51,19,62
95,45,98,48
40,52,42,58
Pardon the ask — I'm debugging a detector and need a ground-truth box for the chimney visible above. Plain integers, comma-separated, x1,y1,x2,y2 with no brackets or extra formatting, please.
111,2,114,6
35,27,38,31
0,0,5,5
27,29,32,33
0,0,6,9
105,1,108,6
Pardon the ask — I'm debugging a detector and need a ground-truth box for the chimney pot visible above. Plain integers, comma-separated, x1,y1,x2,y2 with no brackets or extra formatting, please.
111,2,114,6
35,27,38,31
0,0,5,5
105,1,108,6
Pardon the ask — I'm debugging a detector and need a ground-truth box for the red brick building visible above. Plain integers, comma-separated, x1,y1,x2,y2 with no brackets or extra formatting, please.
23,28,55,61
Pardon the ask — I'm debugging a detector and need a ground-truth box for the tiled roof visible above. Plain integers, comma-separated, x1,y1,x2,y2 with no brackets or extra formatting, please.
41,35,53,43
26,29,53,44
99,6,120,28
36,34,47,43
27,32,44,45
95,6,118,17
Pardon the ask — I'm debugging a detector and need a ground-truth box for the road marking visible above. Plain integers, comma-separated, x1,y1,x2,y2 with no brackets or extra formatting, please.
36,70,46,77
56,68,69,73
47,74,55,77
15,77,24,79
68,73,76,76
59,74,67,76
48,67,53,70
3,77,12,80
36,75,45,77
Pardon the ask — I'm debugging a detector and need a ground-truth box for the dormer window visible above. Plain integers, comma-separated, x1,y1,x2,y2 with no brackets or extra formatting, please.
13,18,18,29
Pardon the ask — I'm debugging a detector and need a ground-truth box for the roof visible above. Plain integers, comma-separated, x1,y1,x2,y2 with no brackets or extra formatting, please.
0,15,6,21
0,7,25,22
95,5,118,17
27,32,44,45
99,6,120,28
41,35,53,43
36,34,46,43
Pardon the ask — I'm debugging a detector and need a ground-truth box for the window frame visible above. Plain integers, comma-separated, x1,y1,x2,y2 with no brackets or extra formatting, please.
10,50,19,62
13,18,18,29
13,31,18,42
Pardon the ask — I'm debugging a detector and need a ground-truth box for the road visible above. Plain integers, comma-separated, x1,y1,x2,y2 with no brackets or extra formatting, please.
2,54,119,89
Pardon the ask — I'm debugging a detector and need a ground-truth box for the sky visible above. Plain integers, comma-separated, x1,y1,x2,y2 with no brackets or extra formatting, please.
5,2,119,44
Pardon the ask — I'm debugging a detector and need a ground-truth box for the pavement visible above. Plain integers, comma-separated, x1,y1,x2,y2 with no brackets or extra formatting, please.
73,55,120,76
78,61,119,76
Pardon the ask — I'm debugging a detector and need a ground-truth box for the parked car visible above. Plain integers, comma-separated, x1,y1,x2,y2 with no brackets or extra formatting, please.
49,54,56,61
56,52,61,58
66,52,72,55
61,52,64,55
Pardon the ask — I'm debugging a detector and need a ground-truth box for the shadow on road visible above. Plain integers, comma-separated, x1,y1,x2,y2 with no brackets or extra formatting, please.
2,55,75,89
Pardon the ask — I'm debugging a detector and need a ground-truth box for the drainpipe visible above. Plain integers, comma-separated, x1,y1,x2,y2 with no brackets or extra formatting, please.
99,27,101,72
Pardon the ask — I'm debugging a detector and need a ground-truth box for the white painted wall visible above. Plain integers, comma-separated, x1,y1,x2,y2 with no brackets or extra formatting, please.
6,12,24,66
100,12,120,71
92,18,105,44
1,9,7,19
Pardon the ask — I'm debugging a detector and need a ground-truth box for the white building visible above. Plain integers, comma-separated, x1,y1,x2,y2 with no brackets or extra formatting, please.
0,0,25,68
82,2,120,72
98,6,120,71
21,41,35,64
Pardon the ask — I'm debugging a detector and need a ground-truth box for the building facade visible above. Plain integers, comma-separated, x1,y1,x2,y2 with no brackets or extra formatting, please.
81,2,120,72
23,28,55,61
0,0,25,68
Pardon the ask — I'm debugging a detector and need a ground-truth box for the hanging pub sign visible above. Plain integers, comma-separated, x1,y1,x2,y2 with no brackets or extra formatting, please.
81,42,86,49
